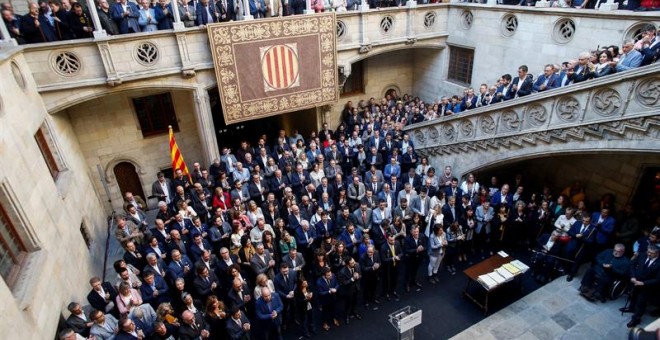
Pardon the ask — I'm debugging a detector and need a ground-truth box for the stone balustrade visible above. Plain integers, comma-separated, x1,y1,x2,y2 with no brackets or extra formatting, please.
404,63,660,159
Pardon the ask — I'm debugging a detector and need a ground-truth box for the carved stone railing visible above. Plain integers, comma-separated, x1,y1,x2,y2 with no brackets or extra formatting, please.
6,4,448,93
404,63,660,156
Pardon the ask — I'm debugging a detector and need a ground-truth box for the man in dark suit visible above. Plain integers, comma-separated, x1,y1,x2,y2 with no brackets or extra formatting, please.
269,169,289,200
380,235,402,301
490,184,513,211
443,178,462,201
248,174,269,206
401,168,422,192
251,242,276,279
315,177,335,202
338,257,362,324
273,263,297,328
316,267,340,330
87,276,119,318
290,164,311,199
533,64,561,93
195,0,217,25
255,287,284,340
639,25,660,66
179,310,210,339
568,54,595,83
226,307,252,340
509,65,534,99
193,265,220,301
282,248,306,279
66,302,92,337
359,245,381,309
111,0,140,34
217,247,240,290
403,225,428,292
140,270,170,310
442,196,461,229
227,277,252,313
592,208,616,251
123,241,145,270
215,0,232,22
167,249,194,283
366,146,383,170
565,214,598,281
622,245,660,327
115,316,144,340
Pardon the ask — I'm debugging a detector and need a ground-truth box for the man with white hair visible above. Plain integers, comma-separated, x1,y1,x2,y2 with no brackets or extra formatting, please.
567,52,595,83
611,40,643,72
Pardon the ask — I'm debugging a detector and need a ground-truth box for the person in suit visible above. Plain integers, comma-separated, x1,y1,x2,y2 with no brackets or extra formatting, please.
179,310,210,340
282,247,306,279
338,223,363,257
372,199,392,227
290,164,311,198
87,277,119,318
443,178,462,202
614,40,643,72
622,244,660,327
123,192,147,214
402,169,422,193
579,244,631,302
152,172,173,205
227,278,252,314
167,249,194,283
251,242,276,279
140,270,170,310
111,0,140,34
533,64,561,92
403,225,428,292
115,316,145,340
215,0,232,21
359,245,381,309
410,187,431,221
154,0,176,29
226,307,251,340
568,53,595,83
248,174,269,206
564,214,597,281
89,309,119,340
365,146,383,170
495,74,513,102
531,231,564,283
490,184,513,211
353,203,372,232
123,241,145,273
316,267,340,331
315,177,335,202
442,196,460,230
347,176,366,211
592,208,616,250
508,65,534,99
254,287,284,339
193,265,220,302
195,0,217,26
269,169,290,200
380,235,402,301
66,302,93,337
21,2,58,43
337,257,362,324
638,25,660,66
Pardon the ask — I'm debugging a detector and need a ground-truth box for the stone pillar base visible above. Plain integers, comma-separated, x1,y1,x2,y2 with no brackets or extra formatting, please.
243,14,255,20
535,0,550,7
486,0,497,5
406,0,418,7
597,1,618,10
92,30,108,39
173,22,186,31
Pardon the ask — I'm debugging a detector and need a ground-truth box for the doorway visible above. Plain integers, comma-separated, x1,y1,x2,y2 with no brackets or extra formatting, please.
113,162,145,200
208,87,319,151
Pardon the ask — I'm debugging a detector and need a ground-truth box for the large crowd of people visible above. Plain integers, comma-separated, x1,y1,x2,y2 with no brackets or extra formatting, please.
3,0,659,45
59,84,660,339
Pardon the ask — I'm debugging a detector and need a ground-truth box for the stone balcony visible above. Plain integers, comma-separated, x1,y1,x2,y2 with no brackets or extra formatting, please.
403,63,660,175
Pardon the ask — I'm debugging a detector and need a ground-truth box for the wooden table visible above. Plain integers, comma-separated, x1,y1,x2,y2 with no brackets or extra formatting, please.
462,255,522,314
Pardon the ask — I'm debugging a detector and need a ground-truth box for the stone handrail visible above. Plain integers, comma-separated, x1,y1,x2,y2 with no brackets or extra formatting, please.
2,4,449,92
403,63,660,155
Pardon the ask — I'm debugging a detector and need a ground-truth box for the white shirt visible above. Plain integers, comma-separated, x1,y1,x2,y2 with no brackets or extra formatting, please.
160,181,171,203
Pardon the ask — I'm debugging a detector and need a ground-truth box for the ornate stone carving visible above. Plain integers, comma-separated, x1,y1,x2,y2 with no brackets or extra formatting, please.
380,15,394,34
460,119,474,138
593,88,622,116
556,96,580,122
413,129,426,146
442,124,456,142
428,127,440,144
460,10,473,30
405,38,417,45
336,20,346,40
423,12,437,29
10,61,26,90
501,110,520,130
135,42,160,66
500,14,518,37
552,18,576,44
636,77,660,107
480,115,496,134
525,104,548,126
51,51,81,77
413,116,660,156
359,44,372,54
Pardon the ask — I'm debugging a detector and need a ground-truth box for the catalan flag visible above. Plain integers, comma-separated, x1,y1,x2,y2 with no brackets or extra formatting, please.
169,126,191,182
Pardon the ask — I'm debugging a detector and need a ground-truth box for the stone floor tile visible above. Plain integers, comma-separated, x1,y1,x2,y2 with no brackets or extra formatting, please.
550,312,576,331
556,323,599,340
529,320,565,340
520,305,552,326
514,331,541,340
490,315,531,340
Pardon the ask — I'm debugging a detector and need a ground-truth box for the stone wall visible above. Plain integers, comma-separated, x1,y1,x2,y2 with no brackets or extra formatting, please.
327,49,415,126
66,89,204,213
0,53,107,340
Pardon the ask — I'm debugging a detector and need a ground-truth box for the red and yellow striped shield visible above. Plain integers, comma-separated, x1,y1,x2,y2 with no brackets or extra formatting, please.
261,43,300,91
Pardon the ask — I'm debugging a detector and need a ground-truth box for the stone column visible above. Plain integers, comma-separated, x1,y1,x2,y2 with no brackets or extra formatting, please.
305,0,314,14
359,0,369,11
172,0,185,30
0,17,18,46
193,86,221,165
243,0,254,20
86,0,108,39
597,0,619,10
